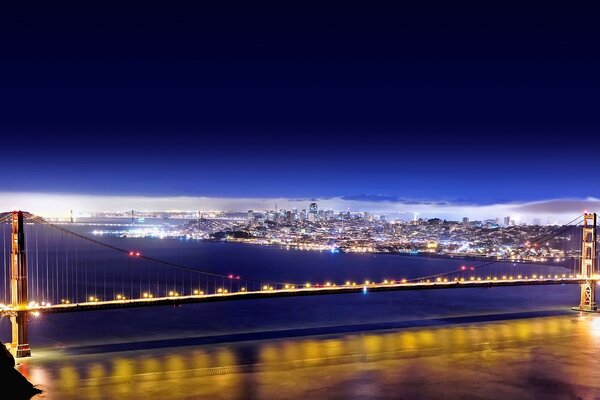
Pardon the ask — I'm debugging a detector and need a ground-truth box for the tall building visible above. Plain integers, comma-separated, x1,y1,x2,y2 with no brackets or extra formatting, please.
504,216,511,226
533,217,542,226
462,217,469,224
300,209,307,221
247,210,254,223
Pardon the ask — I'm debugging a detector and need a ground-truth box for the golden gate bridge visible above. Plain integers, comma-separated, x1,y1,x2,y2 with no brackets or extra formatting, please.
0,210,597,358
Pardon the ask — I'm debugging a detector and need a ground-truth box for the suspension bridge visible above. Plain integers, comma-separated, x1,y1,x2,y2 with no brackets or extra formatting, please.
0,210,597,358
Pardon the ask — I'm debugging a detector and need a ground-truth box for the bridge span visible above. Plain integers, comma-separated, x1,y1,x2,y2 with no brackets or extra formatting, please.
0,210,598,357
2,277,584,315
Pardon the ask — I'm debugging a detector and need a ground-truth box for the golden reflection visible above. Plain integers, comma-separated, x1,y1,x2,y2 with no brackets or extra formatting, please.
18,315,598,400
86,363,106,380
139,356,161,374
589,316,600,337
165,353,186,372
112,357,135,380
192,350,210,370
58,365,79,389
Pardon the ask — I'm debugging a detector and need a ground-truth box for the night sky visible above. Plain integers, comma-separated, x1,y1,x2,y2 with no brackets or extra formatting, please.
2,3,600,205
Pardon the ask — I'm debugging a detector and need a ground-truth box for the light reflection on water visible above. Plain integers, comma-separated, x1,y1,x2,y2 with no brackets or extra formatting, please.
19,313,600,400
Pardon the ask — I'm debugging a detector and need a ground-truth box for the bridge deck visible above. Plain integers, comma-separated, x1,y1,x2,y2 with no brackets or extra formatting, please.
0,278,584,316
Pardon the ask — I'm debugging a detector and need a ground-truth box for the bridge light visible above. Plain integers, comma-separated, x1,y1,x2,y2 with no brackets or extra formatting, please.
470,277,475,281
193,290,199,295
228,274,233,279
143,292,149,298
129,251,134,256
240,287,246,292
89,296,95,302
533,274,537,279
217,288,223,293
136,252,140,256
305,283,311,288
32,311,40,317
517,275,522,279
477,277,481,281
263,285,269,290
460,266,466,271
168,291,174,296
365,280,370,285
493,277,498,281
401,279,407,283
436,278,441,282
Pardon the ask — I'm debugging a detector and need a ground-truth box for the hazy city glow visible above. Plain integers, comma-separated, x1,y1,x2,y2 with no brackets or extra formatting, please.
2,192,600,223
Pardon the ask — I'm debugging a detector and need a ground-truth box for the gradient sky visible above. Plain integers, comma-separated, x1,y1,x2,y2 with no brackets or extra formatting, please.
2,3,600,207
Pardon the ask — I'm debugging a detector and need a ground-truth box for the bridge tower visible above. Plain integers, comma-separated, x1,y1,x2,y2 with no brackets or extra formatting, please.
575,213,597,312
9,211,31,357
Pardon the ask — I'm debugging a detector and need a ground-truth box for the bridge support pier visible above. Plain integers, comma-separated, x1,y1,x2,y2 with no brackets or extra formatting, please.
9,211,31,357
9,311,30,358
573,213,598,312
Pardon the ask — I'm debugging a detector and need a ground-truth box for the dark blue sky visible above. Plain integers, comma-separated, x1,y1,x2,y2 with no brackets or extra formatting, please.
2,2,599,204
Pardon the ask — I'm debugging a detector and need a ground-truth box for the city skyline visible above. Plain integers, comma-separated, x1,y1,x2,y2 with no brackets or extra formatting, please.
2,191,599,223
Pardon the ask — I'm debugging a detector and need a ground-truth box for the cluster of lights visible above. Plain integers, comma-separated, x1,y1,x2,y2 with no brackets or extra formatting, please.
128,251,141,257
6,272,584,312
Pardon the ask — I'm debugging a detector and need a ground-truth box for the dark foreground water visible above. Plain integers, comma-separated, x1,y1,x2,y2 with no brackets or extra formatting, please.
2,221,599,399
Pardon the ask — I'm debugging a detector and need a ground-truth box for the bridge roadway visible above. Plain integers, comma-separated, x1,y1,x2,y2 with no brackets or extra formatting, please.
0,277,585,316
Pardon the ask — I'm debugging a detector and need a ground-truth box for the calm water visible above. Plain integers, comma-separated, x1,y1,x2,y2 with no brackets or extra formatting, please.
3,221,598,399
